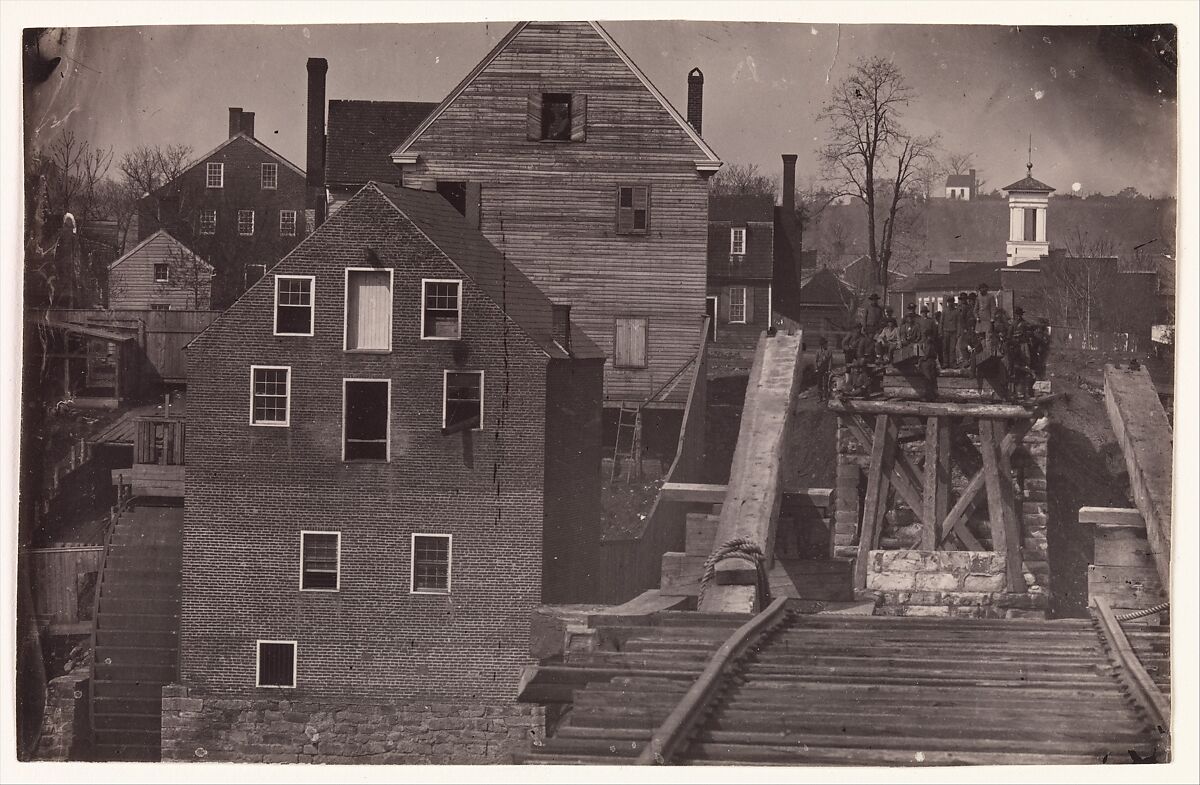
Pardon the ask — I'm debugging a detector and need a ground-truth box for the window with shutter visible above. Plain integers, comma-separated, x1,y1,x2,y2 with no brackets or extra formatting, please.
570,94,587,142
540,93,572,140
344,268,393,351
614,317,648,368
616,185,650,235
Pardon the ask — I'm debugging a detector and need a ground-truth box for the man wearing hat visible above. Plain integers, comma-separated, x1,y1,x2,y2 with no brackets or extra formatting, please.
862,292,884,336
900,303,922,346
940,293,961,369
975,282,997,343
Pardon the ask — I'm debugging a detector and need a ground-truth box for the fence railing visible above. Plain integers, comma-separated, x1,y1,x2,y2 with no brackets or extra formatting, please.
1049,325,1141,353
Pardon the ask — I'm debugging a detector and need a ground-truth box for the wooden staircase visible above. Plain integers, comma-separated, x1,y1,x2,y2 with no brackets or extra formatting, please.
519,609,1166,765
89,504,183,761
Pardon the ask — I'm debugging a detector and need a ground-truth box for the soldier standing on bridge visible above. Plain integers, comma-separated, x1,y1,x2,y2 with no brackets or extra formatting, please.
862,293,884,336
814,336,834,402
940,293,961,369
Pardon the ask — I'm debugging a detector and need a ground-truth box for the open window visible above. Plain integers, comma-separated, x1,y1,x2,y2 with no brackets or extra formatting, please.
614,317,648,368
300,531,340,591
1023,207,1037,241
422,279,461,339
250,365,290,426
255,640,296,688
527,92,586,142
274,275,314,336
343,379,390,461
443,371,483,433
411,534,451,594
616,186,649,235
344,268,393,351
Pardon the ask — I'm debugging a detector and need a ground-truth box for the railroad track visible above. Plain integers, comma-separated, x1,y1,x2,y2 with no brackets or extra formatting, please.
518,600,1169,765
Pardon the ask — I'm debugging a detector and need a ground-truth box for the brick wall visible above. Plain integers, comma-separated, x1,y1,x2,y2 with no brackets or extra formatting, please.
183,191,559,702
139,135,307,308
835,414,1051,618
161,685,543,764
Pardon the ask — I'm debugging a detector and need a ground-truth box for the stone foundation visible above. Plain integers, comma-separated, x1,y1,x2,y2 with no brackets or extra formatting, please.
35,673,90,760
835,414,1051,616
161,685,544,764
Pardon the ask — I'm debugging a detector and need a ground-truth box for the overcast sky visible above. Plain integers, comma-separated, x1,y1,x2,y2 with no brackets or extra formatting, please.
25,19,1178,198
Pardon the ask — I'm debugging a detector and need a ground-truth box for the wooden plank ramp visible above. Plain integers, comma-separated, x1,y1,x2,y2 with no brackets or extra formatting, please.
518,607,1166,765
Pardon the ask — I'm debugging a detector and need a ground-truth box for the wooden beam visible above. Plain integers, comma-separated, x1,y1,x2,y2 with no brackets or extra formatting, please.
843,414,936,539
660,482,726,503
979,421,1025,591
1103,365,1171,585
1078,507,1145,527
921,418,951,550
1093,597,1170,731
829,398,1036,420
938,420,1031,550
853,415,897,590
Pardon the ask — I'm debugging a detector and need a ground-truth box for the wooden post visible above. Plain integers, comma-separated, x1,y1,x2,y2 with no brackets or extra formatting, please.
854,415,897,590
980,420,1025,591
921,417,951,550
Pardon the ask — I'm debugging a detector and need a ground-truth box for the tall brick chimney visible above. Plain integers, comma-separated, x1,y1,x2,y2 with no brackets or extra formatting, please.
782,154,797,216
306,57,329,228
968,168,977,198
240,111,255,138
228,107,243,138
687,67,704,134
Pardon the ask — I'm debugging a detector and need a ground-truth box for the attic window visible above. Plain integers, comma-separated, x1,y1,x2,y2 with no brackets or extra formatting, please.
422,279,461,339
154,263,170,283
274,275,314,336
616,186,649,235
206,162,224,189
528,92,586,142
542,93,572,140
261,163,278,190
730,227,746,255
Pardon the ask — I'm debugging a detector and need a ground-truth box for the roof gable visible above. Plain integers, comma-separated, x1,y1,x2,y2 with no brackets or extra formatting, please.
107,229,212,272
390,21,720,169
155,133,304,197
945,174,973,188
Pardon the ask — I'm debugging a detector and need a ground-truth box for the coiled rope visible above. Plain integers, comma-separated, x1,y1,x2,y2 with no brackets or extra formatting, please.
1116,602,1169,622
697,537,770,609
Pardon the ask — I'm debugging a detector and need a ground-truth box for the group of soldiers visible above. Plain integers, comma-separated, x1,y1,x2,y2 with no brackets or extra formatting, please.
814,282,1051,403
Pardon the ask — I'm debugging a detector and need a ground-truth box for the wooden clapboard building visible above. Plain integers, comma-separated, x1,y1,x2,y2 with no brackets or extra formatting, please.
368,21,721,411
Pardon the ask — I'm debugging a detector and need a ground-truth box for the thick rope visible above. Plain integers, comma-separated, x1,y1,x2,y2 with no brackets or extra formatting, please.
1116,602,1169,622
698,537,770,610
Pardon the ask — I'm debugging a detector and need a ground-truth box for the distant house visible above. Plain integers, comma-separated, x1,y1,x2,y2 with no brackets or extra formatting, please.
795,267,856,340
945,169,976,200
138,108,307,309
106,230,213,310
707,193,774,348
181,183,605,756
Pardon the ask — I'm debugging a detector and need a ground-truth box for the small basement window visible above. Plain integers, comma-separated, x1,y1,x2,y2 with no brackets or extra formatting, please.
443,371,483,433
256,640,296,688
206,162,224,189
199,209,217,235
274,275,314,336
153,263,170,283
730,227,746,255
250,365,290,426
616,186,649,235
541,93,572,140
280,210,297,237
411,534,451,594
238,210,255,236
345,268,393,351
343,379,390,461
300,531,340,591
422,279,461,339
261,163,278,190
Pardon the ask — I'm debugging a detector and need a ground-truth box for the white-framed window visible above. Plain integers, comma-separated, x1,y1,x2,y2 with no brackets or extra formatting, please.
250,365,290,426
421,279,462,339
729,286,747,324
300,531,340,591
255,640,296,688
238,210,255,236
280,210,297,237
614,317,648,369
730,227,747,255
410,534,451,594
274,275,314,336
343,379,390,461
443,370,483,433
261,163,278,190
206,162,224,189
199,209,217,235
153,262,170,283
344,268,393,352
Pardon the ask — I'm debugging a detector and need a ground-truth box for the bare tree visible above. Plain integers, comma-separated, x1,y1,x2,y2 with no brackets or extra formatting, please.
818,56,938,298
946,152,975,175
120,143,193,231
709,162,777,199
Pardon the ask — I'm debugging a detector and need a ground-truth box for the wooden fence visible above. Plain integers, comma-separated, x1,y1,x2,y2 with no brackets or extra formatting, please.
25,546,104,629
594,321,711,604
1049,325,1142,353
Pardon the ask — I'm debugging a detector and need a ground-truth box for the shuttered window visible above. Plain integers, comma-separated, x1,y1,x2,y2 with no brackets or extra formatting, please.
616,185,650,235
274,275,314,336
344,269,392,351
256,641,296,687
411,534,451,594
250,366,290,426
422,280,461,339
300,532,340,591
443,371,483,432
343,379,389,461
527,92,586,141
614,317,648,368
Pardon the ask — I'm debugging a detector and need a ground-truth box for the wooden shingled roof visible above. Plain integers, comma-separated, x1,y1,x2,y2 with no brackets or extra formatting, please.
325,100,437,186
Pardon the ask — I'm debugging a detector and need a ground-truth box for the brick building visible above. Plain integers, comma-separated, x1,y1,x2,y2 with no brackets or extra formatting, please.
173,182,604,761
706,193,774,350
139,108,307,309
